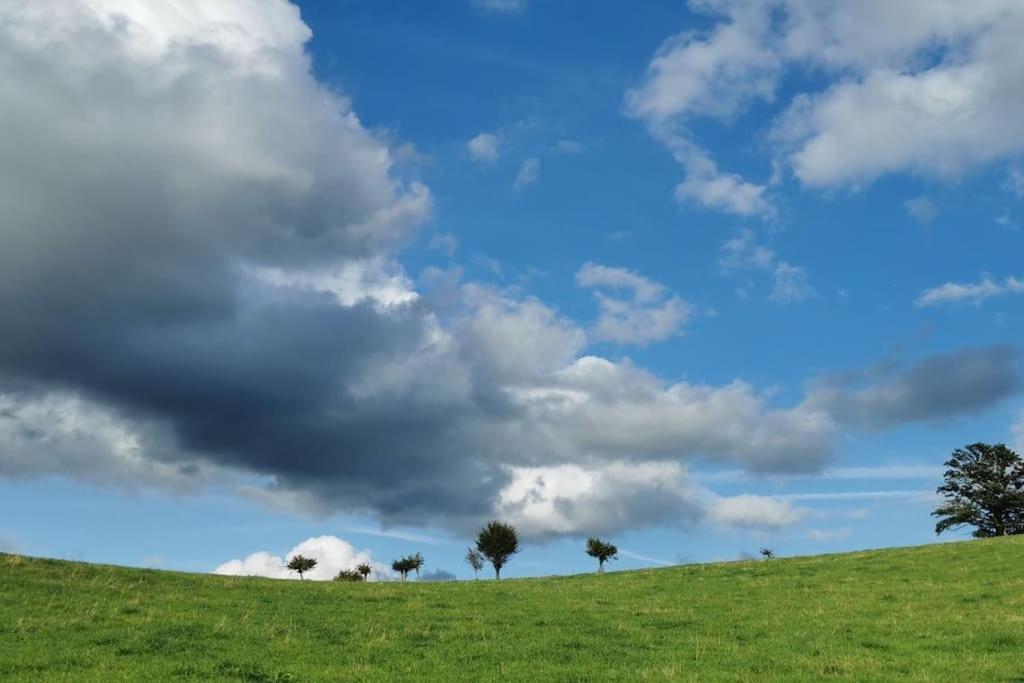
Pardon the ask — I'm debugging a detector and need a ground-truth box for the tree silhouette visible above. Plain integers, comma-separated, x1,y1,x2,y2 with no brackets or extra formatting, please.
585,537,618,574
465,547,485,579
475,521,520,579
287,554,317,579
934,443,1024,537
391,556,415,581
759,547,775,559
356,563,372,580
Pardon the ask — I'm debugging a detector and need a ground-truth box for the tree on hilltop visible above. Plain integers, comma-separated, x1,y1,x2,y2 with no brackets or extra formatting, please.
934,443,1024,538
475,521,520,580
287,554,317,580
356,563,372,580
585,537,618,574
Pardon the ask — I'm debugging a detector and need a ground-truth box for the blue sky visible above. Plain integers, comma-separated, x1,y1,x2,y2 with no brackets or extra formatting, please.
1,0,1023,581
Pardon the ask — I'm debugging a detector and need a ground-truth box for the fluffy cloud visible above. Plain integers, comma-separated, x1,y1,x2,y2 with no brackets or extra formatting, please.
916,276,1024,307
468,132,500,163
214,536,384,581
497,461,810,540
576,263,694,345
628,0,1024,207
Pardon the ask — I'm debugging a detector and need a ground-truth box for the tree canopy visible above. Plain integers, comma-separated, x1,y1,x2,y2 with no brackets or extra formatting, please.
585,537,618,573
475,521,520,579
933,443,1024,538
286,554,317,579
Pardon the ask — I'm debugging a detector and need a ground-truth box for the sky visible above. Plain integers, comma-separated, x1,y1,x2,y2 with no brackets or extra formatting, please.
1,0,1023,581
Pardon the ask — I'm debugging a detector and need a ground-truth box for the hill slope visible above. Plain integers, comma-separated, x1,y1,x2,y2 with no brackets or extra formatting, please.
2,538,1023,681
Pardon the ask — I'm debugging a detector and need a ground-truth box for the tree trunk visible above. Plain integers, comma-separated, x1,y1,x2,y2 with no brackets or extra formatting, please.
495,566,501,580
598,560,604,574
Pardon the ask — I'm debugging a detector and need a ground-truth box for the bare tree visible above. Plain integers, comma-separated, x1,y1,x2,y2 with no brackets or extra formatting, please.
465,547,485,579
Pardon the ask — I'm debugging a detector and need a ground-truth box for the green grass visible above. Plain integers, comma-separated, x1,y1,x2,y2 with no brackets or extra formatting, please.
3,538,1024,681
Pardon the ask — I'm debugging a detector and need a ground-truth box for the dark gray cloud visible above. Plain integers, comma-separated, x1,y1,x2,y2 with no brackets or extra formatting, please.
807,346,1020,430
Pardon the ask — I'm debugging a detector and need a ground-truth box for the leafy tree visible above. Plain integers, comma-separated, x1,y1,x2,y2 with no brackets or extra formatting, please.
475,520,520,579
356,563,372,580
391,556,415,581
585,537,618,574
465,547,485,579
411,552,425,579
759,547,775,559
933,443,1024,538
287,554,317,580
334,569,363,581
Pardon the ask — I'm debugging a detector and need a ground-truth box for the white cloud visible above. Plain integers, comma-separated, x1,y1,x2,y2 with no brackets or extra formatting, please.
468,132,500,163
513,157,541,191
576,262,666,303
497,461,812,540
708,494,809,529
719,230,813,304
629,1,1024,201
770,262,815,303
214,535,386,581
904,196,940,224
916,275,1024,307
576,263,693,345
719,229,776,271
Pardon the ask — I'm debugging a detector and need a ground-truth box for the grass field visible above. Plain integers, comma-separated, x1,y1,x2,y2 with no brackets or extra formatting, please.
2,538,1024,681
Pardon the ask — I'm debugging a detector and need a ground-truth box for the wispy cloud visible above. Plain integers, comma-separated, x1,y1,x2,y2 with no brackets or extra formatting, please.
619,549,673,566
917,275,1024,307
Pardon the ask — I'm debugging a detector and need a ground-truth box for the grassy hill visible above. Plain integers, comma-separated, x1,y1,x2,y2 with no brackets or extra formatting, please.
2,538,1023,681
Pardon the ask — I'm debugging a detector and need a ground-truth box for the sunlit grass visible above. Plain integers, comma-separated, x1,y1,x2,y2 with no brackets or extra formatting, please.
2,537,1023,680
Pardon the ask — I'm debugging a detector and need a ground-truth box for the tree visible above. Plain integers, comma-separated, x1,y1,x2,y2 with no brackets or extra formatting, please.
411,552,424,579
356,563,372,580
759,547,775,559
475,520,520,579
585,537,618,574
391,557,409,580
465,547,485,579
287,554,317,580
933,443,1024,538
334,569,363,581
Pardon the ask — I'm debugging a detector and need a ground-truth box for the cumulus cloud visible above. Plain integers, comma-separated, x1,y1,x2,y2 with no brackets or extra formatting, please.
916,275,1024,307
628,0,1024,205
576,263,694,345
214,536,384,581
468,132,500,163
427,232,459,257
497,461,810,540
513,157,541,191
